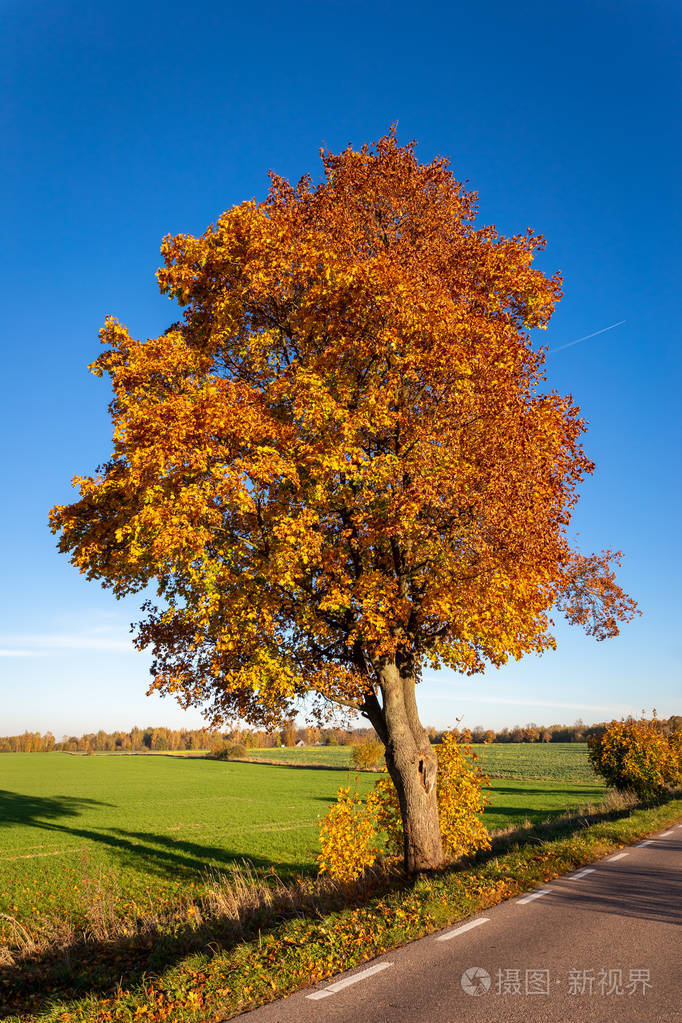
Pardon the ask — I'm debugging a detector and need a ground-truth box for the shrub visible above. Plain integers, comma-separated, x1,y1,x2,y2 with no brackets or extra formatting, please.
434,733,491,857
213,743,249,761
317,786,379,883
318,732,490,880
227,743,249,760
209,738,228,757
588,719,680,797
351,738,385,770
669,729,682,773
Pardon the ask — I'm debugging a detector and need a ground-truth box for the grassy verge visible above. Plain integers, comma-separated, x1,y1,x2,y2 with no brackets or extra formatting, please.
2,791,680,1023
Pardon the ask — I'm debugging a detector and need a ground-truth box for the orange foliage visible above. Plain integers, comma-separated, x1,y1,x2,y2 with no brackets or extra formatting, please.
588,719,681,797
50,128,637,732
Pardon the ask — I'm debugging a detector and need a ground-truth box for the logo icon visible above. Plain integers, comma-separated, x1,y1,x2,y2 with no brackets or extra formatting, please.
461,966,491,996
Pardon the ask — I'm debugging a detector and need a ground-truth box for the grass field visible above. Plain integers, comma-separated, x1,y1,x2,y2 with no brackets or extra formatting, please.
247,745,355,768
247,741,596,781
0,750,604,943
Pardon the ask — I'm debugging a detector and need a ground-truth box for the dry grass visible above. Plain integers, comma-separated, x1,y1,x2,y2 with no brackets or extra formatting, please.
485,787,639,852
0,854,399,971
0,914,36,965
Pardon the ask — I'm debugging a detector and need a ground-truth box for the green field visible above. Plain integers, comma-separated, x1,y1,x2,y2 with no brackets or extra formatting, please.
475,742,597,781
0,750,605,944
247,745,355,767
248,741,596,781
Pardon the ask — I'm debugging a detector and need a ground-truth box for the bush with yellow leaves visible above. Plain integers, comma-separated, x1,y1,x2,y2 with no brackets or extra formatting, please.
351,737,385,770
318,732,490,881
434,732,491,858
668,728,682,774
588,718,681,797
316,786,381,883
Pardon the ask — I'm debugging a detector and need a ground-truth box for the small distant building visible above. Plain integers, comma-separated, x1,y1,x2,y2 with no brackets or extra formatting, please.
295,739,305,747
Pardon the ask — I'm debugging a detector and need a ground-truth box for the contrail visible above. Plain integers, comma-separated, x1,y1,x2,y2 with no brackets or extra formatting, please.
549,319,626,354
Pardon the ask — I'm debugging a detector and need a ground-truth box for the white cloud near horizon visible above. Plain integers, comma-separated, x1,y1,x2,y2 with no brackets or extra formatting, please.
0,632,140,655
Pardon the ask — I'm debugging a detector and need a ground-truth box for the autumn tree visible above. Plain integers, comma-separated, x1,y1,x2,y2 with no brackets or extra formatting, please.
50,130,637,873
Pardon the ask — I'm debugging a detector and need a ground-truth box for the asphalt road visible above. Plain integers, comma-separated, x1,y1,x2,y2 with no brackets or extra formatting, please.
234,822,682,1023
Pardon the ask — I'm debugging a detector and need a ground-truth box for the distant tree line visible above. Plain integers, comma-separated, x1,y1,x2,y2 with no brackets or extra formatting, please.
430,714,682,745
0,722,372,754
2,715,679,754
0,726,217,754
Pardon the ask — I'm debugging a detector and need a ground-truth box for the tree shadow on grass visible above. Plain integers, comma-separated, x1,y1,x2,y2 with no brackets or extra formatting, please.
0,829,339,1019
482,803,603,827
480,791,677,856
0,792,319,1018
487,784,604,793
0,789,112,825
0,785,313,882
14,818,312,882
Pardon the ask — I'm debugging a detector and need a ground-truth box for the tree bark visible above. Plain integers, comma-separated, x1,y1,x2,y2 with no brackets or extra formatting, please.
367,661,443,874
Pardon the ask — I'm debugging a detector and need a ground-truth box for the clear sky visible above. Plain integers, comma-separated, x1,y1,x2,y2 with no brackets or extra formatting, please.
1,0,680,738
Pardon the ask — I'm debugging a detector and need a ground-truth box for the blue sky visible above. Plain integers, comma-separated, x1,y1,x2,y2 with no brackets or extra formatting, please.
1,0,680,737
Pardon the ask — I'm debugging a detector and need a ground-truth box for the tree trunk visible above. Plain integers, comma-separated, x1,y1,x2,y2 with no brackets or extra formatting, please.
368,661,443,874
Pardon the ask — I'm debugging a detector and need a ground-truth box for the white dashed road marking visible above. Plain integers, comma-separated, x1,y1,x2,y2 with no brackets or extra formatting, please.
435,917,490,942
304,828,682,1004
517,888,552,905
306,962,393,1000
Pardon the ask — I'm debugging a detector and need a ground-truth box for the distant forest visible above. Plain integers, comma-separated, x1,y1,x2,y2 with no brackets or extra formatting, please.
3,715,680,753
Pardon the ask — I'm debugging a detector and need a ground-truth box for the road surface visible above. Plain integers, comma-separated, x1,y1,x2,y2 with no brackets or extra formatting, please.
233,822,682,1022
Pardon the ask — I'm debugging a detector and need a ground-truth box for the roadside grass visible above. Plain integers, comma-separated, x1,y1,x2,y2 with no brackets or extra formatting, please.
2,790,679,1022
